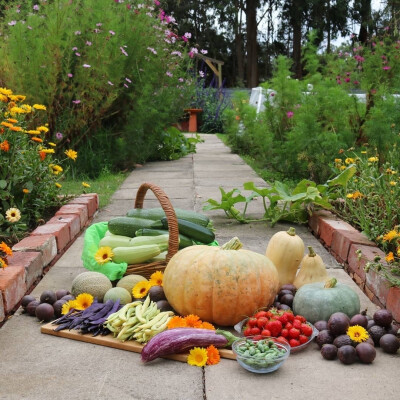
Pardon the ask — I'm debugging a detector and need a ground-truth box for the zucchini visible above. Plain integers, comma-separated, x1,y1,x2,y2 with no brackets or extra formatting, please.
126,207,210,227
108,217,162,237
100,234,169,250
99,235,134,249
161,217,215,244
112,244,161,264
135,228,194,249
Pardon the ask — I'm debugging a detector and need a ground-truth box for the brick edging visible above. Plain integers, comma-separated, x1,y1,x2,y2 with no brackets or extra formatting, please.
309,210,400,324
0,194,99,323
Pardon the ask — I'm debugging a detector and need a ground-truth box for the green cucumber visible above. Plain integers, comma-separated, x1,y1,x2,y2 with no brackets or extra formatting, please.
126,207,210,227
112,244,161,264
108,217,162,237
161,217,215,244
135,228,194,249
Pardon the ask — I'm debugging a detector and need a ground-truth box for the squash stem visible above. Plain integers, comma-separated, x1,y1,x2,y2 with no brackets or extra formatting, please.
216,329,240,346
307,246,316,257
287,227,297,236
324,277,338,288
221,237,243,250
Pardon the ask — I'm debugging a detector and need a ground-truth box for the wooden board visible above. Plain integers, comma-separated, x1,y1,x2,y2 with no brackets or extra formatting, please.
40,323,236,362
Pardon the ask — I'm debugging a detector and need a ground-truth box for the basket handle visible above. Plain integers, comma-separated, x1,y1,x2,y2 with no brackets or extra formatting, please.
134,182,179,263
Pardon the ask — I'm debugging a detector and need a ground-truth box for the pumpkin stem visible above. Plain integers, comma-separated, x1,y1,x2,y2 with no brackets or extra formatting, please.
324,277,338,288
221,237,243,250
307,246,316,257
287,227,297,236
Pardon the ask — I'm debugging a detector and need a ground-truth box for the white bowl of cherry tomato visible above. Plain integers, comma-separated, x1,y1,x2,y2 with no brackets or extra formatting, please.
234,309,318,353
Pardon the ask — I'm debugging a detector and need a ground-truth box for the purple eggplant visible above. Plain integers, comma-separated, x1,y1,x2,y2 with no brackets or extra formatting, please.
141,328,239,363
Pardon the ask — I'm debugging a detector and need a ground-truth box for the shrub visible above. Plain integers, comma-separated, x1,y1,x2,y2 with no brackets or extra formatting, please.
0,87,76,243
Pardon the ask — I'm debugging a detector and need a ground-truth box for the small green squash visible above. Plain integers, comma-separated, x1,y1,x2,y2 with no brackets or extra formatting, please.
292,278,360,323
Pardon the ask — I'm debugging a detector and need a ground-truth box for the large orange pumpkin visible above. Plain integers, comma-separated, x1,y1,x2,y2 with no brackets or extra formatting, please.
163,238,279,326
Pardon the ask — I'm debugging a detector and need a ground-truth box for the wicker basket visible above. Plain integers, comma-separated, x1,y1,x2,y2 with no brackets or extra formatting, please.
123,182,179,279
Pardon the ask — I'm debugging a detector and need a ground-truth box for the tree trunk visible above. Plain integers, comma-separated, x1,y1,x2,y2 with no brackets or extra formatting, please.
358,0,371,43
235,1,245,85
245,0,259,88
292,17,302,79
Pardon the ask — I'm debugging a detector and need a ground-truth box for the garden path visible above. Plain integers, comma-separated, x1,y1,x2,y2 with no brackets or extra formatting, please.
0,134,397,400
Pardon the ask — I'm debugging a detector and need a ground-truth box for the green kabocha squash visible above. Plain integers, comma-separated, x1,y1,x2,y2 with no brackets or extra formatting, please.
292,278,360,323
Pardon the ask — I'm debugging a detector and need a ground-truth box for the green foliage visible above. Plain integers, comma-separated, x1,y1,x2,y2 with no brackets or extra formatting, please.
0,0,195,174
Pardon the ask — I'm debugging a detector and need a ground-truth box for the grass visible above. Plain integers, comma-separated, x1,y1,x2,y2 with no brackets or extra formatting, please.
59,170,128,209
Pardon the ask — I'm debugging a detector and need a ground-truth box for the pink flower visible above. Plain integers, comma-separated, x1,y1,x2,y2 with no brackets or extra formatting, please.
83,64,91,68
125,77,132,83
74,31,81,35
56,132,63,140
75,52,81,57
72,100,81,104
154,0,160,5
8,21,17,26
72,46,78,51
109,30,115,35
287,111,294,118
353,80,360,85
382,66,391,70
199,71,205,78
120,47,128,56
67,73,73,78
200,49,208,54
124,84,128,88
166,71,173,77
86,41,92,46
33,4,39,11
345,78,350,83
108,81,114,86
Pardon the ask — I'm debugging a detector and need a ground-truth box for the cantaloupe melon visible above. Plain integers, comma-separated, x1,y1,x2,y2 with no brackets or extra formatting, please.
116,274,147,295
103,287,132,305
71,271,112,302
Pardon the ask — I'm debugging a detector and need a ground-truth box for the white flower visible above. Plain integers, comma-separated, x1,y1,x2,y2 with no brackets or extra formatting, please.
6,208,21,223
307,84,314,91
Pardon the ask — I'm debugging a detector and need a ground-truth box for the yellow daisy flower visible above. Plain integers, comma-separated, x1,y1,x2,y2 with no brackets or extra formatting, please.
385,252,395,263
82,182,90,188
7,118,18,123
149,270,164,286
389,181,397,186
61,300,77,315
74,293,94,310
132,281,152,299
9,107,26,114
94,246,114,265
48,142,57,147
0,258,7,269
0,94,8,102
65,149,78,161
368,156,379,162
345,157,355,164
382,230,398,242
49,164,63,175
37,126,49,133
5,207,21,223
187,347,208,367
55,183,62,188
26,130,41,135
347,325,369,343
20,104,32,113
41,149,55,154
33,104,47,110
0,87,13,96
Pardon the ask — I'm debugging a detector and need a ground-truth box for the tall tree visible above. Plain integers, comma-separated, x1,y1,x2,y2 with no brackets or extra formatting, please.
352,0,373,43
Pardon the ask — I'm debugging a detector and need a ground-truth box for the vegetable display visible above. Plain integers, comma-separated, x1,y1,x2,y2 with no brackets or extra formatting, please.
163,237,280,326
265,227,305,286
141,328,238,362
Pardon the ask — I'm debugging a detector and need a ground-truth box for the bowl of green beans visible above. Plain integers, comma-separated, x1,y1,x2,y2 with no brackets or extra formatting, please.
231,336,290,373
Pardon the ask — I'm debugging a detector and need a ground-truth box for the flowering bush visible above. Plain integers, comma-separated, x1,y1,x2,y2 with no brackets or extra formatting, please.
0,87,76,244
0,0,198,175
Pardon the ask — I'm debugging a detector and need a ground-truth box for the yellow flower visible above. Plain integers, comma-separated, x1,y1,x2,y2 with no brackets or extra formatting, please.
0,94,8,102
389,181,397,186
55,183,62,188
0,87,13,96
9,107,26,114
132,281,152,299
149,270,164,286
74,293,94,310
0,258,7,269
346,191,364,200
14,95,26,102
61,300,77,315
206,345,220,365
334,158,342,163
33,104,47,110
345,157,355,164
65,149,78,161
10,126,23,132
382,230,399,242
386,168,397,175
7,118,18,123
48,142,57,147
340,165,346,170
361,151,367,154
347,325,369,343
49,164,63,175
26,130,41,135
82,182,90,188
23,188,30,194
385,252,395,263
187,347,208,367
94,246,114,265
396,246,400,257
368,156,379,162
37,126,49,133
0,242,12,256
41,149,55,154
5,208,21,223
20,104,32,113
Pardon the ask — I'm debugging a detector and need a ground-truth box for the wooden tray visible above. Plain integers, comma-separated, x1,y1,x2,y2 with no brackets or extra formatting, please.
41,323,236,363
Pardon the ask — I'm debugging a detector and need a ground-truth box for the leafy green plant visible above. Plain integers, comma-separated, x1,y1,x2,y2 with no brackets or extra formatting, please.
203,165,355,227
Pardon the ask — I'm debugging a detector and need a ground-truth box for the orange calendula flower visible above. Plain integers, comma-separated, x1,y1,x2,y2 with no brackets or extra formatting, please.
206,345,220,365
382,230,399,242
0,140,10,152
0,242,13,256
200,321,215,330
23,188,30,194
10,126,23,132
7,118,18,123
167,316,187,329
31,137,43,143
385,252,395,263
65,149,78,161
184,314,203,328
1,121,13,128
0,258,7,269
39,151,46,161
346,191,364,200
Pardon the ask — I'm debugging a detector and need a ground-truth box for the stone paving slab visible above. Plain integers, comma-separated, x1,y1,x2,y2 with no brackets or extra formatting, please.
0,134,398,400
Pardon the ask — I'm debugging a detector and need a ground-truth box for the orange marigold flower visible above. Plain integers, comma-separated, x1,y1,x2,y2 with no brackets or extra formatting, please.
0,242,13,256
206,345,220,365
385,252,395,263
184,314,203,328
1,121,13,128
22,188,30,194
167,316,187,329
382,230,399,242
0,258,7,269
31,137,43,143
7,118,17,123
39,151,46,161
10,126,22,132
200,321,215,330
0,140,10,152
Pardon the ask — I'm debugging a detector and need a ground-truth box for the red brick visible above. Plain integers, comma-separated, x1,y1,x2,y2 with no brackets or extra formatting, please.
7,251,44,289
386,287,400,323
319,217,356,247
81,193,99,209
347,244,385,282
31,223,70,252
308,210,335,237
12,234,57,266
331,229,375,264
0,294,4,322
48,214,81,239
364,285,379,304
0,265,26,312
55,204,88,228
68,195,98,217
365,268,391,306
